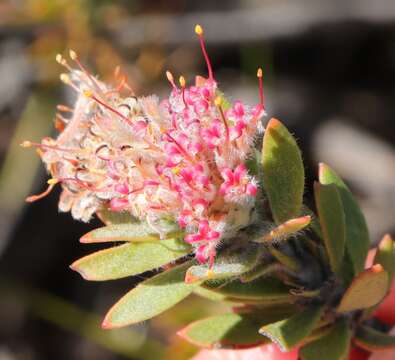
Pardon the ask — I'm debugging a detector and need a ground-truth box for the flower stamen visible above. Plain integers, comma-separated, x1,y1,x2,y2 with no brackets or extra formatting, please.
166,70,177,91
195,24,214,81
214,96,229,142
179,75,188,108
257,67,265,110
69,49,103,92
83,90,135,128
25,178,59,203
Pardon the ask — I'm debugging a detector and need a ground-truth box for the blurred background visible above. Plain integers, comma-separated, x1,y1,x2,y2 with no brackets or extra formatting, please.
0,0,395,359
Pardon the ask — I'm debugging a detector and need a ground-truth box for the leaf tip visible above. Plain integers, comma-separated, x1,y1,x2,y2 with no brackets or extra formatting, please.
69,261,90,280
318,162,334,182
79,233,91,243
295,215,311,226
101,318,113,330
176,327,188,340
176,323,212,348
184,269,199,284
371,263,384,274
379,234,393,249
266,117,282,130
318,161,327,173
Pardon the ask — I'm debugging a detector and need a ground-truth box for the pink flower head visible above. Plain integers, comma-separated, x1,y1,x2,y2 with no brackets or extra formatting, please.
25,27,266,266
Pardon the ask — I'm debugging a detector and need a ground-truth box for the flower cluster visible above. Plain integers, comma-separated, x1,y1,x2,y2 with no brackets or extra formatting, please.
23,25,266,266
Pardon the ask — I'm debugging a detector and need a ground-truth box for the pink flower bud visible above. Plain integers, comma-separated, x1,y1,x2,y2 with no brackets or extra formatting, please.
115,183,129,195
196,245,208,264
110,197,129,212
233,101,245,117
246,183,258,196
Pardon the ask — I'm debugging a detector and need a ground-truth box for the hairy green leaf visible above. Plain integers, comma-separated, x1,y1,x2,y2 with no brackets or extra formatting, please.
300,318,351,360
337,264,389,313
102,261,196,328
185,251,258,284
314,182,346,275
259,304,324,351
262,118,304,224
193,286,229,302
97,209,137,225
302,206,323,238
178,313,268,348
179,307,296,349
255,216,311,243
319,163,370,275
269,247,300,272
81,222,181,243
71,238,191,281
240,262,280,283
355,325,395,351
186,263,248,284
203,277,295,304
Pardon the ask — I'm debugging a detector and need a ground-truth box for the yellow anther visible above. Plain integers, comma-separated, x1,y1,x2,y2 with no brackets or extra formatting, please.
179,75,186,88
83,89,93,98
55,54,63,64
166,70,174,82
60,73,70,84
69,49,77,60
195,24,203,35
20,140,32,148
257,67,263,78
214,96,223,107
206,269,214,279
47,178,59,185
172,166,181,175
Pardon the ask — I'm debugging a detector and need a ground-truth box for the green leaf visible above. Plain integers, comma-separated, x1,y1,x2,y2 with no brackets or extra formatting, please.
193,286,229,302
203,277,295,304
102,261,196,328
300,318,351,360
185,251,258,284
355,324,395,351
302,323,334,344
255,215,311,243
259,304,324,351
185,263,248,284
268,247,300,272
71,238,191,281
80,222,181,243
97,209,136,225
262,118,305,224
240,262,279,283
374,234,395,285
319,163,370,275
314,182,346,275
178,307,296,349
302,206,323,239
178,313,268,348
245,148,262,178
337,264,389,313
362,234,395,319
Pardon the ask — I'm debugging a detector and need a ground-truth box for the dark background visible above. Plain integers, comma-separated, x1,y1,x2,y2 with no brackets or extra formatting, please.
0,1,395,359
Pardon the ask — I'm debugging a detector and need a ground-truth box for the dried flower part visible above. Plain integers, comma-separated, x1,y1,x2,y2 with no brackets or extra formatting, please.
25,27,266,265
